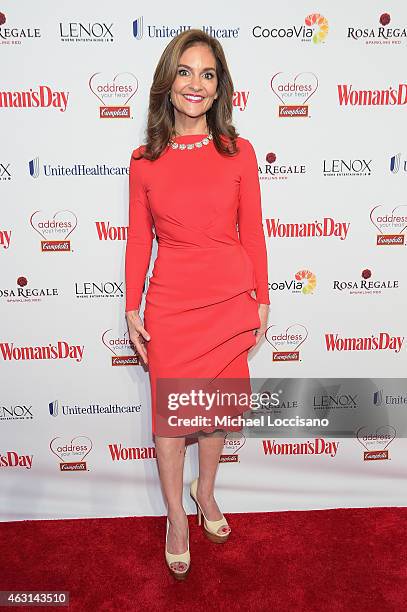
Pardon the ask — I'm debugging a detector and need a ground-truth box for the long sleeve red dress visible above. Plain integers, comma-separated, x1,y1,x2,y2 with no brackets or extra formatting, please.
125,133,270,437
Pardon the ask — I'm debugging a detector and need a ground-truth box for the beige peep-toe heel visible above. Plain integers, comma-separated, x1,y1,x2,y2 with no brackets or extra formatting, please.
165,517,190,580
190,478,231,543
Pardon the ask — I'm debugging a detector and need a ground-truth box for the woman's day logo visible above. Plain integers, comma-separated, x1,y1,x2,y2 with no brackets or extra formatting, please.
265,324,309,361
89,72,139,118
30,210,78,252
50,436,93,471
101,328,140,366
270,72,319,117
356,425,396,461
370,205,407,246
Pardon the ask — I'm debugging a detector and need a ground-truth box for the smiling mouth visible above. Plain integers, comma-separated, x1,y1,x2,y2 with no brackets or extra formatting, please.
183,94,205,103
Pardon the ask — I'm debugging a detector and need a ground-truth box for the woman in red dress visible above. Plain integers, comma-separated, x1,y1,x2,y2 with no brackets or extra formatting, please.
125,29,270,579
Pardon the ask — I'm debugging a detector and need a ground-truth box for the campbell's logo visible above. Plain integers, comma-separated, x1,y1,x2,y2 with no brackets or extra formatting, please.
0,11,41,44
347,13,407,45
0,85,69,111
265,323,308,361
332,268,400,296
0,275,59,303
325,332,404,353
356,425,396,461
0,229,11,249
260,152,307,180
265,217,350,240
30,210,78,252
262,438,339,457
253,13,328,44
89,72,138,118
102,328,140,366
0,451,33,469
270,71,318,117
270,270,317,295
370,204,407,246
50,436,92,471
108,443,156,460
0,341,85,362
95,221,128,241
59,21,114,43
337,83,407,106
220,432,246,463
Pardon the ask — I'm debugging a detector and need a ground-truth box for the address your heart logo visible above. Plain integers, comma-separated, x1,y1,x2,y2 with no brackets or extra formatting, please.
50,436,93,463
30,209,78,240
270,71,319,105
89,72,139,118
356,425,396,450
265,323,309,352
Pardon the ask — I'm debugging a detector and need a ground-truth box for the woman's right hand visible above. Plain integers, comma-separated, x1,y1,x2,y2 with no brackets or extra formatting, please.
126,310,151,365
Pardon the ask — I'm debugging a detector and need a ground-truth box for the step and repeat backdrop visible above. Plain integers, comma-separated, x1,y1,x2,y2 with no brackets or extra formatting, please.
1,1,407,520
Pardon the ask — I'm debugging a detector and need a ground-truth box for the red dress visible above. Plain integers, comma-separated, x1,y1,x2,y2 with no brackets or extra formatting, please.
125,133,270,437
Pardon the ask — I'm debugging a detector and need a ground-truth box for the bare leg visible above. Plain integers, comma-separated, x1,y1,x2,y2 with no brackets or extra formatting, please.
155,435,188,569
196,431,231,536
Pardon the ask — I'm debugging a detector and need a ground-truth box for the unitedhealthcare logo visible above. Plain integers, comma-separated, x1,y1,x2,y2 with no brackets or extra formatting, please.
132,17,239,40
29,157,40,179
49,399,59,417
390,153,407,174
132,17,143,39
373,390,383,406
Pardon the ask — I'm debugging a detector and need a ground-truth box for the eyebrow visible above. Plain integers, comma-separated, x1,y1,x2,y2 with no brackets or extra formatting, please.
177,63,216,72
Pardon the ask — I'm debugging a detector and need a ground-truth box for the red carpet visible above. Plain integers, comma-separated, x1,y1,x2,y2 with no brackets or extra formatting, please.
2,507,406,611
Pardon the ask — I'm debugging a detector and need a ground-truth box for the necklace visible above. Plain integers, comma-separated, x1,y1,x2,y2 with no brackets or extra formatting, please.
167,132,213,150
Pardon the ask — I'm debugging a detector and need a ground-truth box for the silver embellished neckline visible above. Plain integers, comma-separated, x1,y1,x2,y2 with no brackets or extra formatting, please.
167,133,213,151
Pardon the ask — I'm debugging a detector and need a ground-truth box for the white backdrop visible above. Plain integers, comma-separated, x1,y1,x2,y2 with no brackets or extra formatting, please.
1,1,407,521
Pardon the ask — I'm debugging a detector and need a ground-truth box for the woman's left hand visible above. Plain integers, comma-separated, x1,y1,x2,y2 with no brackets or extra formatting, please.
251,303,270,348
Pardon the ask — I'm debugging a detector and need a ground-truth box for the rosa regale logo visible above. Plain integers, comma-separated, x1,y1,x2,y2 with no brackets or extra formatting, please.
102,328,140,366
89,72,138,118
347,13,407,43
369,204,407,246
30,209,78,252
295,269,316,294
305,13,328,44
0,11,42,44
265,323,308,362
270,72,318,118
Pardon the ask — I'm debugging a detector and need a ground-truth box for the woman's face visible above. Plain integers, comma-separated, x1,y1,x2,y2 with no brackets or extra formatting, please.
170,43,218,123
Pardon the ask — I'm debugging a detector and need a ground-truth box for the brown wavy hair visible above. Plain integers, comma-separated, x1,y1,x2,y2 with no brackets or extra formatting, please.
134,29,239,161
